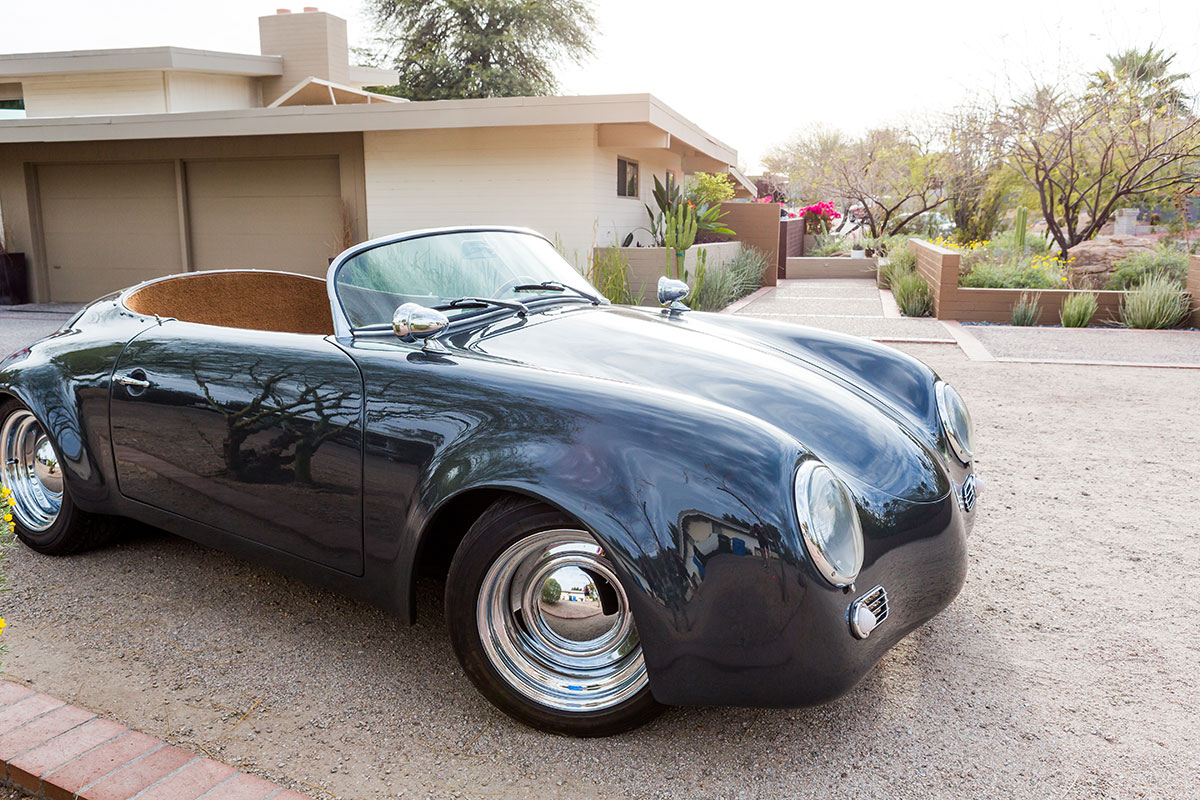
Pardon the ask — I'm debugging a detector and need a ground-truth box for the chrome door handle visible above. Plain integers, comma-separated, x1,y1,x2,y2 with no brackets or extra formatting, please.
115,373,151,389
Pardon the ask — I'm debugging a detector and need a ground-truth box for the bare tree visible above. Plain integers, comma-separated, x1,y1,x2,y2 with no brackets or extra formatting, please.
765,125,947,237
996,81,1200,252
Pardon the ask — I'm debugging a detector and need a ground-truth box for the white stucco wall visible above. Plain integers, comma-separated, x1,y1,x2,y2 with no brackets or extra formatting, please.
166,72,260,112
21,71,169,117
363,124,688,270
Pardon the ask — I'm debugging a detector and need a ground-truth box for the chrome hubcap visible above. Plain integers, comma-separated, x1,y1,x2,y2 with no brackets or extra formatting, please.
1,409,63,531
478,529,647,711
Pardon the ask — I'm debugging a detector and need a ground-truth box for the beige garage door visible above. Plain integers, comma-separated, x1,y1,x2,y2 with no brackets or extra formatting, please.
186,157,342,277
39,162,183,302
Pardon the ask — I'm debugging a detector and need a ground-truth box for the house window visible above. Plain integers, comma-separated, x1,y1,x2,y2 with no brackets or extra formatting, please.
617,157,639,198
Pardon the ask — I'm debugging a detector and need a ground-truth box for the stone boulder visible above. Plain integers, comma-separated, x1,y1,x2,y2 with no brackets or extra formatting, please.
1067,235,1155,288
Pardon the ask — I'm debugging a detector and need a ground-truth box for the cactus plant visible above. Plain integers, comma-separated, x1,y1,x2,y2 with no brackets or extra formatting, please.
1014,206,1028,251
665,202,698,278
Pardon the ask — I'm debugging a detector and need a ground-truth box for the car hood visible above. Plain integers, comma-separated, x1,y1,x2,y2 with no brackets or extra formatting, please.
454,305,949,503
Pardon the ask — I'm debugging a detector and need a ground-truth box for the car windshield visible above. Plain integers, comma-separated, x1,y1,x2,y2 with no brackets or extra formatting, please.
334,229,601,329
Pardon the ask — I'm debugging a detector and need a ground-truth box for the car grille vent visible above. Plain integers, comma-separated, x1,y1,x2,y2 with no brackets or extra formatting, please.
959,474,977,513
862,585,888,624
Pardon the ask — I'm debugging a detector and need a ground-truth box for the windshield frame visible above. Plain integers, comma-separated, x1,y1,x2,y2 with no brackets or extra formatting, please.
326,226,599,338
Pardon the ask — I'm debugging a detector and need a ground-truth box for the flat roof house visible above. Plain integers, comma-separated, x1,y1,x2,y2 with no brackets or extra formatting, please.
0,8,744,303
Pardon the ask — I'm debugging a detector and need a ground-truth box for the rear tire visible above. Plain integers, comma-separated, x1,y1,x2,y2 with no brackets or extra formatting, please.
445,497,663,736
1,399,114,555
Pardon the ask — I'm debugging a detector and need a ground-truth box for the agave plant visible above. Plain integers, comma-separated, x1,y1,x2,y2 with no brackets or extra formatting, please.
623,175,735,246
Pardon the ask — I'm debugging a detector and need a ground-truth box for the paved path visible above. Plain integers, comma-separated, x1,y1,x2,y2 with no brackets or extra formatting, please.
730,279,1200,368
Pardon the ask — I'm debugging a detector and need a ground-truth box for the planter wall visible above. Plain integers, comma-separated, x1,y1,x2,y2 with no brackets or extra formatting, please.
0,252,29,305
716,202,780,286
785,257,877,279
911,239,1199,325
594,242,742,306
1191,255,1200,327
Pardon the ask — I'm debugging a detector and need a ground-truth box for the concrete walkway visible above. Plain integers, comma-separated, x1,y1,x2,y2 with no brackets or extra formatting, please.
729,279,956,343
729,278,1200,369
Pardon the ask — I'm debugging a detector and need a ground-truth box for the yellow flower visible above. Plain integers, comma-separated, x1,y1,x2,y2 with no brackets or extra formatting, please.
0,618,6,638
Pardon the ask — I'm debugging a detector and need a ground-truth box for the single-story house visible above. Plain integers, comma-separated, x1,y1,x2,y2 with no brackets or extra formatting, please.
0,8,747,303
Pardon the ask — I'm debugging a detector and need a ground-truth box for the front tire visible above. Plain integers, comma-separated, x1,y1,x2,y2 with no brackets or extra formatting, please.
445,497,663,736
1,399,113,555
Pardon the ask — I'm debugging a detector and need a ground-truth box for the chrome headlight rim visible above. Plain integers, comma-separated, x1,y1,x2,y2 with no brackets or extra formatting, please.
935,381,974,465
794,460,865,588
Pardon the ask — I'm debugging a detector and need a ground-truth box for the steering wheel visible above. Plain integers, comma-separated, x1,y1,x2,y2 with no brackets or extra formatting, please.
492,275,540,298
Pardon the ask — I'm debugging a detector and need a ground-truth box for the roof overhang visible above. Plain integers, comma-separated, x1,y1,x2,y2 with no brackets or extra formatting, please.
728,165,757,197
0,93,737,167
0,46,283,79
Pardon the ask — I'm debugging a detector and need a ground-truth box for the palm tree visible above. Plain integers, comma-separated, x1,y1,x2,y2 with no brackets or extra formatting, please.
1090,46,1192,114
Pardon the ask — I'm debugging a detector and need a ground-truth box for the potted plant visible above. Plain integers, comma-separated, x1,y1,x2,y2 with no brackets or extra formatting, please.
0,224,30,306
850,239,867,259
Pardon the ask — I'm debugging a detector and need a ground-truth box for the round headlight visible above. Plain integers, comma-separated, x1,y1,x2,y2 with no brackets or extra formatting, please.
794,461,864,587
936,382,974,463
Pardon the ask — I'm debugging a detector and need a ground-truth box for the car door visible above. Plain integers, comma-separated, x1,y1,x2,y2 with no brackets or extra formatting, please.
109,321,364,575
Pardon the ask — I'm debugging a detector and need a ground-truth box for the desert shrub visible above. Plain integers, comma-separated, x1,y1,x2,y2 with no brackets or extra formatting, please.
960,258,1060,289
1060,292,1098,327
878,248,916,288
540,577,561,603
1105,244,1189,289
1120,274,1190,328
685,172,736,207
809,234,845,257
892,272,932,316
1011,293,1041,325
588,247,640,305
688,246,766,311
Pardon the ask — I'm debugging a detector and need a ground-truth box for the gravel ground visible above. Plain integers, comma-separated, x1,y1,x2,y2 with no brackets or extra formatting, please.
964,323,1200,366
2,342,1198,799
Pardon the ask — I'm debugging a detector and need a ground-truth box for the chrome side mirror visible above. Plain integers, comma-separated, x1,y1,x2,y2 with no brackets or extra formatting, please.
657,276,690,313
393,302,450,352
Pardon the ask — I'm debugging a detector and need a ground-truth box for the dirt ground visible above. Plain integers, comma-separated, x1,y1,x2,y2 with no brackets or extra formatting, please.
2,343,1198,799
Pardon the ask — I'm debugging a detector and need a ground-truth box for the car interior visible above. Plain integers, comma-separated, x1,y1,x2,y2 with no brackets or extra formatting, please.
122,271,334,335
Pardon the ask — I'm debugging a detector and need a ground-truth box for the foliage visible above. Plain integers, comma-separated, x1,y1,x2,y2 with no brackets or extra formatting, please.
892,271,933,316
1089,46,1191,114
685,172,736,208
1120,274,1191,328
809,234,846,257
996,62,1200,253
797,201,841,234
1011,293,1041,326
1060,292,1098,327
541,577,562,604
1105,244,1189,289
588,247,640,305
937,234,1067,288
878,247,916,289
360,0,597,100
764,124,947,237
629,175,734,247
943,107,1012,242
686,246,766,312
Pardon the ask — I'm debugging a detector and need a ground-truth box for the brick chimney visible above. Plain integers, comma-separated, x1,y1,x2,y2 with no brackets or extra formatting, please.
258,7,350,104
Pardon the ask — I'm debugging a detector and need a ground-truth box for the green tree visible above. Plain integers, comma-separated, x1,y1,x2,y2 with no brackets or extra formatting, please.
361,0,597,100
540,577,562,604
1090,46,1191,113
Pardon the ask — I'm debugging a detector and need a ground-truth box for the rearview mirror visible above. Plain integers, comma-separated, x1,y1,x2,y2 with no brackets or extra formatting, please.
393,303,450,352
657,276,690,313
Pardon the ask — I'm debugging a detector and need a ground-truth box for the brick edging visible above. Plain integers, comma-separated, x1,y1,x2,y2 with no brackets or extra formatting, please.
720,285,773,314
0,681,307,800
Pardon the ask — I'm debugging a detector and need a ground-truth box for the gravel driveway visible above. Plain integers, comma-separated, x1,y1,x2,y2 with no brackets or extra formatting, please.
2,333,1198,798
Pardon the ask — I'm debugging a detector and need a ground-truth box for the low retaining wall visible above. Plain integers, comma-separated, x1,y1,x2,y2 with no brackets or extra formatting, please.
908,238,1198,325
1191,256,1200,327
594,242,742,306
785,256,877,279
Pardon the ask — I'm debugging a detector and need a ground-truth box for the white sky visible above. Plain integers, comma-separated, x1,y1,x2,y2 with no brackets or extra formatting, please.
3,0,1200,170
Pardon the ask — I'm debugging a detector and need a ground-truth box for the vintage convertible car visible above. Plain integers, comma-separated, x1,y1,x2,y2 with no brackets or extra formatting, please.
0,226,976,736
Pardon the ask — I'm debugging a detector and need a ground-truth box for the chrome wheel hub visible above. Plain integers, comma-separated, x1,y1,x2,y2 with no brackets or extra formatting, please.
1,409,63,531
478,529,647,711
